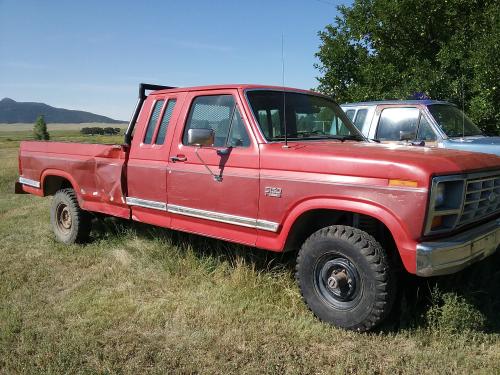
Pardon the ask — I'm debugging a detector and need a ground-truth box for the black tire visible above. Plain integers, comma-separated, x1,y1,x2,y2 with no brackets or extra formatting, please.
50,188,91,244
296,225,395,332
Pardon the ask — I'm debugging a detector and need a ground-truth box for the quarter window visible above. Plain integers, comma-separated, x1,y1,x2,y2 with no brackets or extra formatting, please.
377,107,419,141
417,115,437,141
155,99,176,145
227,107,250,147
353,109,368,131
183,95,250,147
345,109,355,121
144,100,164,144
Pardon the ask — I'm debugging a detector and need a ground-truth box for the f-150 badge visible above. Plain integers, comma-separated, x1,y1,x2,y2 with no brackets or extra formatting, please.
264,187,282,198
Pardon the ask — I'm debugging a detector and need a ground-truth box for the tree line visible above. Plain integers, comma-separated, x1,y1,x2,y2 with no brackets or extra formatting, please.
80,127,122,135
315,0,499,135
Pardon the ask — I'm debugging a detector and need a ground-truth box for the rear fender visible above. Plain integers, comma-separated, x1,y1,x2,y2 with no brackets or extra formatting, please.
41,169,82,202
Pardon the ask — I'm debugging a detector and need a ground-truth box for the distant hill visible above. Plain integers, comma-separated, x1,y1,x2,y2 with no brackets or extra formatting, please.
0,98,125,124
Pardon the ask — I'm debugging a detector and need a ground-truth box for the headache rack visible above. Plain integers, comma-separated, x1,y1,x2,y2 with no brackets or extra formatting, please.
124,83,176,145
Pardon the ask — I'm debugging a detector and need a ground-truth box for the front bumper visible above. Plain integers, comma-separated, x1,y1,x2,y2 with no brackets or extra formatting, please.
416,218,500,276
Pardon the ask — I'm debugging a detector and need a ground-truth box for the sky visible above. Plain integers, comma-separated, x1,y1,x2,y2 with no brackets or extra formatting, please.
0,0,349,120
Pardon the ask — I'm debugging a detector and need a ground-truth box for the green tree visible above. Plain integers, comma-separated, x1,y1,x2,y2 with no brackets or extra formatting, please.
33,115,50,140
315,0,500,134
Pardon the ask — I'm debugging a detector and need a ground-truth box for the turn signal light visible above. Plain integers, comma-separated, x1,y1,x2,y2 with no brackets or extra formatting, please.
388,179,418,188
431,215,443,229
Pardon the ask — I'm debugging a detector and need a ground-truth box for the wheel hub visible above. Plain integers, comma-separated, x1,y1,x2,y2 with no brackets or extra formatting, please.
327,270,348,290
316,256,361,308
56,204,72,232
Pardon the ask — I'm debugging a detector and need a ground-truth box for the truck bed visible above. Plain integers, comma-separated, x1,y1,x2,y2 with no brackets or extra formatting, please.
18,141,130,218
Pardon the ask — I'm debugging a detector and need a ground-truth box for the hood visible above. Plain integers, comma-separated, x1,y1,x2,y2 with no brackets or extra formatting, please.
443,136,500,156
260,141,500,187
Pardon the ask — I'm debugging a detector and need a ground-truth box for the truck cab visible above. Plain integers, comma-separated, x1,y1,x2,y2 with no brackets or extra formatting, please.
341,100,500,156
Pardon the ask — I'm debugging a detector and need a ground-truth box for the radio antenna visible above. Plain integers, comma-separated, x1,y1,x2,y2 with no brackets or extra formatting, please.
461,76,465,139
282,33,289,148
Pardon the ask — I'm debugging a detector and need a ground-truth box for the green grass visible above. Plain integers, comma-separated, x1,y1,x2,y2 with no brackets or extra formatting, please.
1,127,500,374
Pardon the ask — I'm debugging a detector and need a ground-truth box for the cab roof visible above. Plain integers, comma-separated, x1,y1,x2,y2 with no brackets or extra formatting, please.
341,99,455,107
150,84,322,96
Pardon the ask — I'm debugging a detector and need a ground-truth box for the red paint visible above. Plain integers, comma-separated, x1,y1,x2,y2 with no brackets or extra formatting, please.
17,84,500,275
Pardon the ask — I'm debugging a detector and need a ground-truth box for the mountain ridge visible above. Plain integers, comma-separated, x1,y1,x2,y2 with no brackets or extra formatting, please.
0,98,125,124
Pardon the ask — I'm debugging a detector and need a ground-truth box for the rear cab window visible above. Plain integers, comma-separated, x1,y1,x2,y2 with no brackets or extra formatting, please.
141,97,178,146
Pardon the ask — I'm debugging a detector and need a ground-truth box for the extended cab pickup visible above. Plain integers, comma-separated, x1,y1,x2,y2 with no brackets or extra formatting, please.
16,84,500,331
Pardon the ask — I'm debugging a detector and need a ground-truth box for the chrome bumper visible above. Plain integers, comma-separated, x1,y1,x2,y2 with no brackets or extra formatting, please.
416,218,500,277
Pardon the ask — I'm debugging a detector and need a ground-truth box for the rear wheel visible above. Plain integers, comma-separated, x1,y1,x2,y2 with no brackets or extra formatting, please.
50,188,91,244
296,225,395,331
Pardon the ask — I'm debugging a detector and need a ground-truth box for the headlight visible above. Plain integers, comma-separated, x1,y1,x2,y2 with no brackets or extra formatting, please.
425,176,465,235
434,183,446,208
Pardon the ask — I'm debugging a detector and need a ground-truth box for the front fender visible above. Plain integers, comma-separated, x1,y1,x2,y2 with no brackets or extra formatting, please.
256,197,418,274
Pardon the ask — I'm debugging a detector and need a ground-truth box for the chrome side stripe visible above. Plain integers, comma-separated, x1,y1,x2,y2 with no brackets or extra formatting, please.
125,197,167,211
19,177,40,188
167,204,279,232
125,197,279,232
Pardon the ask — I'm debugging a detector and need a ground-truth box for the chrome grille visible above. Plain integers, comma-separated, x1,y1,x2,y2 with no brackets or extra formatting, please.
459,173,500,225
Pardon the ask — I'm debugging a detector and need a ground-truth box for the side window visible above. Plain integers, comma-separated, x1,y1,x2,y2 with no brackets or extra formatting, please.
258,109,281,138
417,115,437,141
155,99,176,145
353,109,368,131
227,107,250,147
183,95,250,147
345,109,356,121
143,100,164,144
377,107,419,141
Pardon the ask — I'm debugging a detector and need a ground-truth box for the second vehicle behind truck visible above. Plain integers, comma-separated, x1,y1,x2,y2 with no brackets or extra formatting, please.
341,100,500,156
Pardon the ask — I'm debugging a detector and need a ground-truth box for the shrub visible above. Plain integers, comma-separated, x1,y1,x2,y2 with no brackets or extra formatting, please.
426,287,486,334
33,115,50,140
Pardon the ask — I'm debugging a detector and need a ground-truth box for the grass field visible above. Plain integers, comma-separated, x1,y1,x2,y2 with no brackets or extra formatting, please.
1,126,499,374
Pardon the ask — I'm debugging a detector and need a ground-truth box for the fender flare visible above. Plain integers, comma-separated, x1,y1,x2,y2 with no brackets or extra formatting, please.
40,169,82,202
265,197,418,273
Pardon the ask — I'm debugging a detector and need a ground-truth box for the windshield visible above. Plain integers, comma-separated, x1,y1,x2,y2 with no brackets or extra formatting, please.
428,104,483,138
246,90,364,142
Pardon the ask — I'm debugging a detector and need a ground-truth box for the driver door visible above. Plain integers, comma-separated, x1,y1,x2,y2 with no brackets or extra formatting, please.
373,105,438,146
166,89,260,246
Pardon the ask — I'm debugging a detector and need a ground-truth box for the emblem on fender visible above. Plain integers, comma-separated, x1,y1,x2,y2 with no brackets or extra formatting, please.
264,187,282,198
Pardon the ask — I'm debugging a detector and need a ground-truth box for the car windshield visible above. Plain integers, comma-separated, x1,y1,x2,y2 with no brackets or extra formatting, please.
246,90,364,142
427,104,483,138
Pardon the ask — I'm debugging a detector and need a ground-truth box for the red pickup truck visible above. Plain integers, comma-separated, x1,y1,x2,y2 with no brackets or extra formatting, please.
16,83,500,331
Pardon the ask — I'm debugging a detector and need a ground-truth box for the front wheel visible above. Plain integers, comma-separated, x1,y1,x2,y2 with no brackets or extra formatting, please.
50,188,91,244
295,225,395,331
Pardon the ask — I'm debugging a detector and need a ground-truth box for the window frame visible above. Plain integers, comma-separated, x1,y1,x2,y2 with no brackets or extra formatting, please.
182,93,251,148
154,98,177,145
416,112,438,142
376,106,421,141
143,99,165,145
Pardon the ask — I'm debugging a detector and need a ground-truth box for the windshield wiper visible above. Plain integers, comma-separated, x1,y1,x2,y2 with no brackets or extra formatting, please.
269,134,364,142
313,134,364,142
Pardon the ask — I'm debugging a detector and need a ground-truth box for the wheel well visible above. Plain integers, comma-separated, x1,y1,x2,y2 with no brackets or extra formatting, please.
43,175,72,196
284,209,401,267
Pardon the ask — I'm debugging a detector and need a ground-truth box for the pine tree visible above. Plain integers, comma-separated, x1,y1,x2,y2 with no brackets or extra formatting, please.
33,115,50,140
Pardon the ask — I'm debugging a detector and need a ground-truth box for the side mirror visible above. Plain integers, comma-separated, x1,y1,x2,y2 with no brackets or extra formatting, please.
187,128,215,147
400,130,416,141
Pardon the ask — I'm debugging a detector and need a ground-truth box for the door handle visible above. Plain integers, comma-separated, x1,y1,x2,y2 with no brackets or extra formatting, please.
170,155,187,162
